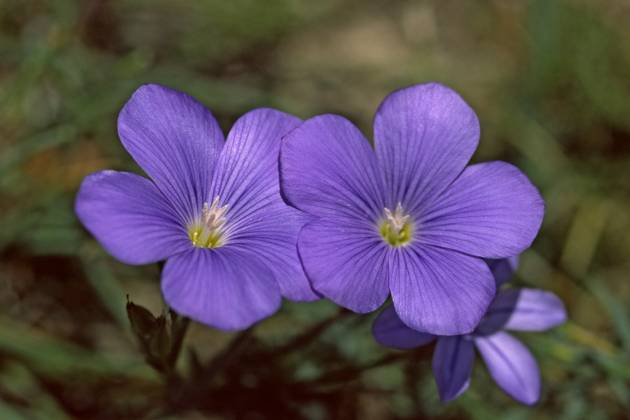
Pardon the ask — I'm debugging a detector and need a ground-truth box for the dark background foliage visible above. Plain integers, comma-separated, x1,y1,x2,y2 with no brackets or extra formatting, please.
1,0,629,418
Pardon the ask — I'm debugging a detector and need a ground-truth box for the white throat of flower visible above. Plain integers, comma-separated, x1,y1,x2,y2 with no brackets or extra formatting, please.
380,202,413,247
189,196,229,248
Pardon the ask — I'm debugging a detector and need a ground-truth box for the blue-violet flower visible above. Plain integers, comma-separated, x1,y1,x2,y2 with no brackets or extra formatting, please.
280,83,544,334
76,84,317,330
373,259,567,405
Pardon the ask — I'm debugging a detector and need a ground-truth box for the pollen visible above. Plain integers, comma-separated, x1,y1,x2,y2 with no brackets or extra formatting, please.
188,196,229,248
380,203,413,247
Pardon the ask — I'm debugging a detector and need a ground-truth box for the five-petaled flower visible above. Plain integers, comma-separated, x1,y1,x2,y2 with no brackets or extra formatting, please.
76,84,318,331
372,282,567,405
280,83,544,335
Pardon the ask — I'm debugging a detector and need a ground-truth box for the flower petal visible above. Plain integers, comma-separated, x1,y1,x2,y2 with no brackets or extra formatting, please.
209,109,317,301
372,305,435,350
75,170,190,264
161,248,282,331
280,114,385,222
389,245,495,335
373,83,480,212
486,256,520,287
475,331,540,405
477,288,567,335
298,219,390,313
211,108,300,226
419,162,545,259
118,84,224,223
230,205,319,301
432,336,475,402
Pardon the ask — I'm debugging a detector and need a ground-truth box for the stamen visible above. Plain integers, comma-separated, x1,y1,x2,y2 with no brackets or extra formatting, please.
384,203,410,232
189,196,229,248
380,202,413,247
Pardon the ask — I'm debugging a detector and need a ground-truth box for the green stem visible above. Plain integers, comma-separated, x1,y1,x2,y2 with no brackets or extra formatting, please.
302,346,433,386
274,308,351,356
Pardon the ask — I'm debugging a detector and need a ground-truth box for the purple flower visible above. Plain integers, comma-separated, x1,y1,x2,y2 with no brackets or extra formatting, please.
372,286,567,405
280,83,544,335
75,84,318,330
487,256,520,287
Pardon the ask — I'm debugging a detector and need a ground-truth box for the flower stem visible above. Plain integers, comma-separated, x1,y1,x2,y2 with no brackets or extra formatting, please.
301,345,434,386
274,308,351,356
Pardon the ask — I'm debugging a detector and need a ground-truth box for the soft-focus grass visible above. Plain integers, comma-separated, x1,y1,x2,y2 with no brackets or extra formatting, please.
1,0,629,418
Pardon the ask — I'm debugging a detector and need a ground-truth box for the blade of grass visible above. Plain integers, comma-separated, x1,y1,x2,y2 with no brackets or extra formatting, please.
0,316,154,380
79,245,130,330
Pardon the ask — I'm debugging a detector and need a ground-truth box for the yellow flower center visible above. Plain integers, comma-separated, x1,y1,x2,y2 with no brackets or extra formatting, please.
379,203,413,247
188,196,229,248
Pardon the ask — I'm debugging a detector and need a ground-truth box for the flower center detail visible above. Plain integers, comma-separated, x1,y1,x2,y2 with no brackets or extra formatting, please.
188,196,229,248
380,203,413,247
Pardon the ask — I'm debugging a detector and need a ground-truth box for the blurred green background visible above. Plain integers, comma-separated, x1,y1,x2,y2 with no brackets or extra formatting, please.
1,0,630,418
